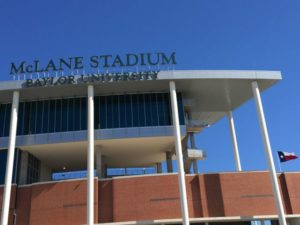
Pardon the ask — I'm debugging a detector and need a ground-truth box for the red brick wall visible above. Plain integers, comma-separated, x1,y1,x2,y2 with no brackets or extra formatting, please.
1,172,300,225
30,179,98,225
16,186,32,225
105,172,299,222
200,172,277,217
283,173,300,214
98,179,113,222
0,185,16,225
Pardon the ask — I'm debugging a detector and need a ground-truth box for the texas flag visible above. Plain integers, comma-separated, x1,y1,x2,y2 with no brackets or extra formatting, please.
277,151,298,163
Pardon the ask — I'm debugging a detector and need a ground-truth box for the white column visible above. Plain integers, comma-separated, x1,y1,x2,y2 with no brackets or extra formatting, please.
1,91,19,225
227,111,242,171
87,85,94,225
252,81,287,225
169,81,190,225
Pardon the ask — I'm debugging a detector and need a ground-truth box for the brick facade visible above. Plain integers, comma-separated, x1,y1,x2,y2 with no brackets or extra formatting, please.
0,172,299,225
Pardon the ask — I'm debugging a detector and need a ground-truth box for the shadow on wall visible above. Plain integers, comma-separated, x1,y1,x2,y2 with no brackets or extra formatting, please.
203,173,225,217
190,175,204,217
278,174,292,214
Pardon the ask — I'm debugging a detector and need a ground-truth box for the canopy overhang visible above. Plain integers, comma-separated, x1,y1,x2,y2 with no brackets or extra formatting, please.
0,70,282,125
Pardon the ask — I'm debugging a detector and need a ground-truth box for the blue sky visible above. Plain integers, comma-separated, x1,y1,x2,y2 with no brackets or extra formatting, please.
0,0,299,173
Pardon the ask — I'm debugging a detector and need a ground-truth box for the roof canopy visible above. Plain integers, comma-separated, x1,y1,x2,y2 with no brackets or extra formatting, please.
0,70,281,125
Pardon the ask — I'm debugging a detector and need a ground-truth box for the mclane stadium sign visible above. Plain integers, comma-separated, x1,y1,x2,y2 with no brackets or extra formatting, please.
9,52,176,88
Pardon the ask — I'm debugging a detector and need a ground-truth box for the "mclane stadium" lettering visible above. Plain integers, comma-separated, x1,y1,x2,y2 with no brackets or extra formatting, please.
11,52,176,75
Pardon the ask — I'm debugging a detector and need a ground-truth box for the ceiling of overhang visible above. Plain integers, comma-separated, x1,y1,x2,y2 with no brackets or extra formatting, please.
21,136,175,171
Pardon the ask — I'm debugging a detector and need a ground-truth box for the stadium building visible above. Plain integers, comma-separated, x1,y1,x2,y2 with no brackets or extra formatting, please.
0,70,299,225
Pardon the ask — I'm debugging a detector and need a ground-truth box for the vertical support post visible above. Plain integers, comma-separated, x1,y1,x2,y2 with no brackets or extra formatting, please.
252,81,286,225
227,111,242,171
261,220,265,225
87,85,94,225
190,133,199,174
169,81,190,225
166,152,173,173
156,163,162,173
1,91,19,225
95,147,102,179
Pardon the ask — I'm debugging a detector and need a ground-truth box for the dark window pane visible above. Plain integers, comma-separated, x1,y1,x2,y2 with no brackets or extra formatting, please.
36,101,44,134
106,96,113,129
144,94,152,126
29,102,37,134
23,103,30,135
112,95,119,128
99,96,107,129
61,99,68,132
49,100,56,133
119,95,126,128
17,103,24,135
157,94,165,126
164,93,172,125
125,95,132,127
81,98,87,130
68,98,74,131
94,96,100,129
74,98,81,131
138,94,145,127
151,94,159,126
177,93,185,125
0,104,5,137
132,95,139,127
42,101,49,133
55,100,62,132
3,104,11,137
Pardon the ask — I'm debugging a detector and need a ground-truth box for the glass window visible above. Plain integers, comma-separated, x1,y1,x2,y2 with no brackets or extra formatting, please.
119,95,126,128
80,98,87,130
99,96,107,129
125,95,132,127
36,101,44,134
74,98,81,131
68,98,74,131
144,94,152,126
29,101,37,134
55,100,62,132
61,99,68,132
22,103,30,135
17,103,25,135
138,94,145,127
27,153,40,184
48,100,56,133
2,92,182,136
3,104,11,137
106,96,113,129
157,94,165,126
164,93,172,125
151,94,159,126
177,93,185,125
42,100,50,133
112,95,119,128
0,104,5,137
131,94,139,127
94,96,100,129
